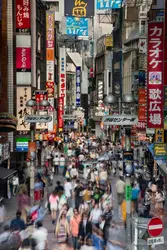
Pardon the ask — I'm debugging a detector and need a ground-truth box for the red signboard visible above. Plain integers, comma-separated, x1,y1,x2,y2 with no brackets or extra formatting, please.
138,105,146,121
58,97,64,130
16,47,31,72
46,81,54,98
147,22,164,128
138,88,146,104
16,0,31,31
35,90,48,104
148,217,163,237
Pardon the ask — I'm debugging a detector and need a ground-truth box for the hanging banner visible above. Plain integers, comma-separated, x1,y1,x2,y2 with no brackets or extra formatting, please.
147,22,164,128
16,0,31,32
64,0,94,18
16,47,31,72
46,81,54,98
76,66,81,107
46,12,54,49
59,47,66,106
66,17,88,37
58,97,64,131
17,87,31,131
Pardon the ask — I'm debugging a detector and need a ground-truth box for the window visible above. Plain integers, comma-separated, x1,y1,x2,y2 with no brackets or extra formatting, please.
37,33,41,53
49,1,59,12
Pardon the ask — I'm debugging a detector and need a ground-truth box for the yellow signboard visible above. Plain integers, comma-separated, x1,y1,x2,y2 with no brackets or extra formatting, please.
155,129,164,143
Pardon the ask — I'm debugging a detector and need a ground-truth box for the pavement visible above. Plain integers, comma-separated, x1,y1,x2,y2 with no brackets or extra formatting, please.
3,172,167,250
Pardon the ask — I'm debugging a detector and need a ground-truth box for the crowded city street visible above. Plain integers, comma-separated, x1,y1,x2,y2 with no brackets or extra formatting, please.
0,136,166,250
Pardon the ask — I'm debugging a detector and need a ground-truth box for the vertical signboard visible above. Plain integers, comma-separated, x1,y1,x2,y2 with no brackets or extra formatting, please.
16,0,31,32
59,47,66,106
138,88,147,130
76,66,81,107
58,97,64,131
16,47,31,72
147,22,164,128
46,12,55,132
17,87,31,131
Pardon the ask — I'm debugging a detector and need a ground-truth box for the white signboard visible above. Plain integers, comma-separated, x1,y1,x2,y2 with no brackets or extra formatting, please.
102,115,138,125
36,111,48,130
24,115,52,123
147,236,164,246
17,87,31,131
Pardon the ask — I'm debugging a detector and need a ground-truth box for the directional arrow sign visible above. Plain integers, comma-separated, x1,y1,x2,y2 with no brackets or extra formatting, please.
24,115,52,123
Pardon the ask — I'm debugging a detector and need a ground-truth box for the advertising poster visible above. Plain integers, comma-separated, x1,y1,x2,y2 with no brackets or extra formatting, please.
17,87,31,131
16,47,31,72
96,0,122,10
66,17,88,37
64,0,94,18
147,22,164,128
16,0,31,32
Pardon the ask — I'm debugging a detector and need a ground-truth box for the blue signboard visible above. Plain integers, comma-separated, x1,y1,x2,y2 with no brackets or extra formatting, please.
97,0,122,10
76,66,81,107
66,17,88,37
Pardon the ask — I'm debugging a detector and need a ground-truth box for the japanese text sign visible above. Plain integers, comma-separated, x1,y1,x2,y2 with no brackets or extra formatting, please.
147,22,164,128
17,87,31,131
16,0,30,31
35,90,48,104
46,12,54,49
58,97,64,131
76,66,81,107
59,47,66,106
16,47,31,72
65,0,94,18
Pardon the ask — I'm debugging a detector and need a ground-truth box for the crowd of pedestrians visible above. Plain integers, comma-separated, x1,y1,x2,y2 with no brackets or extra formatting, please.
0,135,166,249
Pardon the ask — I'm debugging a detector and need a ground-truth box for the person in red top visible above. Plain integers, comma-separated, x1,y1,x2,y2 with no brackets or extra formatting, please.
70,208,81,250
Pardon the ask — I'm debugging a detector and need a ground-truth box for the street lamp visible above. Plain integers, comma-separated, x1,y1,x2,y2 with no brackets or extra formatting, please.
104,93,137,247
26,99,50,205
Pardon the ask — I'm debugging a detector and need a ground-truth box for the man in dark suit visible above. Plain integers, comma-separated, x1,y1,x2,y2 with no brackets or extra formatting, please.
78,213,92,245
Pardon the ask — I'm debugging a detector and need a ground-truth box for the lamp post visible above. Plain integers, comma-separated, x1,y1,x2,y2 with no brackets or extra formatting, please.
26,99,50,205
104,93,137,248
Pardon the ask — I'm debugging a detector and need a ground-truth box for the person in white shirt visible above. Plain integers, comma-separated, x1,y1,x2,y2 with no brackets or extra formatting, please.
64,179,72,207
53,155,59,175
116,177,126,205
12,175,19,196
83,166,90,180
70,166,79,179
59,154,65,175
67,147,72,157
89,203,102,225
99,168,108,186
32,221,48,250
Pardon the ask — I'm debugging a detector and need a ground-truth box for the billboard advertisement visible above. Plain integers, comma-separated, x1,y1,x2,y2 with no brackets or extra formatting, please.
64,0,94,18
58,97,64,131
66,17,88,37
17,87,31,131
16,0,31,32
59,47,66,106
35,90,48,103
147,22,164,128
96,0,122,10
16,47,31,72
76,66,81,107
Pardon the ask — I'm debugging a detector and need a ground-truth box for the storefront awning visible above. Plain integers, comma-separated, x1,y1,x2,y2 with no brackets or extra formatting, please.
0,167,17,180
67,52,82,68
